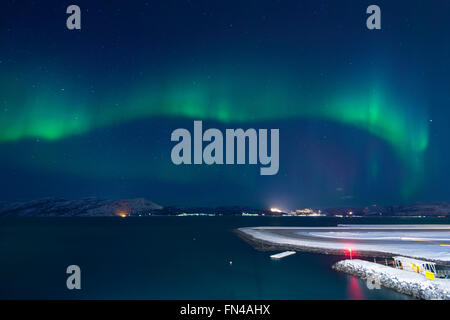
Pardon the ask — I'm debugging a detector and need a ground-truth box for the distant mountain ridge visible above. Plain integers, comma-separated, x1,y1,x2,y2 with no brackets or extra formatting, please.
0,198,162,217
322,202,450,217
0,198,448,217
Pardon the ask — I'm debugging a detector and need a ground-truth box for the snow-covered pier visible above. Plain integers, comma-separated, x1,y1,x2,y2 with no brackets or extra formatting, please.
270,251,296,259
235,225,450,264
333,259,450,300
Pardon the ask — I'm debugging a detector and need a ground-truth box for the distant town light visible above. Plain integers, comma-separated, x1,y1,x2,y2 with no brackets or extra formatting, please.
270,207,282,213
117,211,128,218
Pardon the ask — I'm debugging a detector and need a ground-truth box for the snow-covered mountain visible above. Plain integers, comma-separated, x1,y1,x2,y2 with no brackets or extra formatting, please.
0,198,162,217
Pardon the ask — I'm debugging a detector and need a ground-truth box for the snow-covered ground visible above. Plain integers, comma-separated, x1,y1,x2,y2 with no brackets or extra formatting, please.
337,224,450,230
238,225,450,263
333,259,450,300
309,231,450,241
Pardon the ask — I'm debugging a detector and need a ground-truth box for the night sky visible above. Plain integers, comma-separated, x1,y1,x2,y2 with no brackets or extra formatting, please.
0,0,449,209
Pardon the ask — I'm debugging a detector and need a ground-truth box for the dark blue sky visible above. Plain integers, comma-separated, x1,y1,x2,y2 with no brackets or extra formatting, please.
0,0,449,209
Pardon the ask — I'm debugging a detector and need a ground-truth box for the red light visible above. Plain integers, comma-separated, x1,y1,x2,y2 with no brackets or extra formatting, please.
348,248,353,259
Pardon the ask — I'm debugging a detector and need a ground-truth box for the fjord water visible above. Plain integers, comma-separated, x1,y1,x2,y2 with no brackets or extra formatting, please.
2,217,446,299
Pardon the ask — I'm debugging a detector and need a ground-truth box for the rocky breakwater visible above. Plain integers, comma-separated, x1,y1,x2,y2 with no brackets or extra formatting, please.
333,259,450,300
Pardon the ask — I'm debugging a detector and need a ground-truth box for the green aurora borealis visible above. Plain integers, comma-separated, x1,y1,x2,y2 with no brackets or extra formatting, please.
1,63,429,151
0,0,448,207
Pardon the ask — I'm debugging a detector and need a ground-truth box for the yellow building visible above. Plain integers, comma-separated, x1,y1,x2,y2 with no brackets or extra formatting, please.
393,256,436,280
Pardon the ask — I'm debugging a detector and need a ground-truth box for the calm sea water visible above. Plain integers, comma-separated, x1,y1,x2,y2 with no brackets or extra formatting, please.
1,216,446,299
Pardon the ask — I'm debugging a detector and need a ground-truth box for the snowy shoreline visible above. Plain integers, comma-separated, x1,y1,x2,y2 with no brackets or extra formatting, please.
333,259,450,300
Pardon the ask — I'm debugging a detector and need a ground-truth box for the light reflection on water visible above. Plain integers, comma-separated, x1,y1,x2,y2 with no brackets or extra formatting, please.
348,276,365,300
